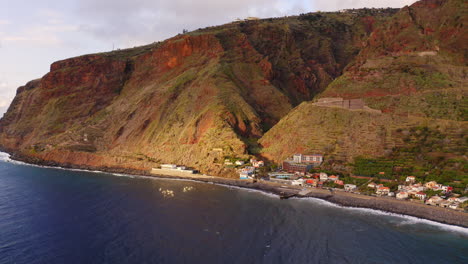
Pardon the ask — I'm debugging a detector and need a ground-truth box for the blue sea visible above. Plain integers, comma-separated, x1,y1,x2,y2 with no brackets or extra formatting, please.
0,152,467,264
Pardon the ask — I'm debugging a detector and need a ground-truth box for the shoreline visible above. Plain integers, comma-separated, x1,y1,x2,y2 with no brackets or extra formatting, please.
3,151,468,228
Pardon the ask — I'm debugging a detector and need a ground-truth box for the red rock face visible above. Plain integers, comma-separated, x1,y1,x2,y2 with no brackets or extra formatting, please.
0,6,412,176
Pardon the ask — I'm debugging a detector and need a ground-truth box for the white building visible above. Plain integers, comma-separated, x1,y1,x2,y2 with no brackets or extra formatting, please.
235,160,245,166
376,187,390,195
319,172,328,181
405,176,416,183
414,192,427,200
292,153,323,164
291,179,305,186
161,164,177,169
396,192,409,200
426,196,443,206
344,184,357,192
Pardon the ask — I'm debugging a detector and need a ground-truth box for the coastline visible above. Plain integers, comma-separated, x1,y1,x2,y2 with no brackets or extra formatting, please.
3,150,468,228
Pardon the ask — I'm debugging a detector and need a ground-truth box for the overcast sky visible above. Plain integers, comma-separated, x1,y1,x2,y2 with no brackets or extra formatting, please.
0,0,417,114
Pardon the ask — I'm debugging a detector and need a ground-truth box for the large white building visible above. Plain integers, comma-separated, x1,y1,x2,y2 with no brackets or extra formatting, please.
292,154,323,164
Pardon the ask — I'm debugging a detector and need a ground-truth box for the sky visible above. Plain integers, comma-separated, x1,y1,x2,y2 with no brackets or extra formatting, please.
0,0,417,115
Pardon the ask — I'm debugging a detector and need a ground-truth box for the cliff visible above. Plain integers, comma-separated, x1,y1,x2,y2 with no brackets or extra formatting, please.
0,9,396,177
0,0,466,182
260,0,467,181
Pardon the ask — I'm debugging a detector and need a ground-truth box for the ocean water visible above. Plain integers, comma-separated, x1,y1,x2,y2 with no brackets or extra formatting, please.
0,153,467,264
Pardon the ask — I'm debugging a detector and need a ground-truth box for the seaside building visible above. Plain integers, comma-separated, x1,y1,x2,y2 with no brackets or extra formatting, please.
282,161,313,174
319,172,328,181
250,159,264,168
291,179,305,186
239,166,255,179
344,184,357,192
305,179,318,187
268,172,295,180
152,164,196,175
376,187,390,195
426,196,443,206
328,175,339,181
439,200,451,208
415,192,427,200
161,164,177,169
396,192,409,200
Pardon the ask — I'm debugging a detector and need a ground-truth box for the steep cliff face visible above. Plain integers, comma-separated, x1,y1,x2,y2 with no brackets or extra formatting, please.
1,1,465,179
260,0,467,177
0,10,394,176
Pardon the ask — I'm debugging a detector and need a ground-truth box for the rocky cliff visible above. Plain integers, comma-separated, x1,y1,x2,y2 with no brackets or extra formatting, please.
0,0,466,180
260,0,467,180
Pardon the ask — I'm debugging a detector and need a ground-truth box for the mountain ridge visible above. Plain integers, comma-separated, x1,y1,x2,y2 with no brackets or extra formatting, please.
0,0,465,181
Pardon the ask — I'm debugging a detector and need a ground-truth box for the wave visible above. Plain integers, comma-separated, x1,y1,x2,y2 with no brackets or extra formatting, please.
213,183,280,199
1,151,466,235
294,197,468,235
0,151,115,175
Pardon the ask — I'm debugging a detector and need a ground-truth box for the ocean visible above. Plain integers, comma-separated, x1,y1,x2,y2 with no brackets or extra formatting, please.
0,153,467,264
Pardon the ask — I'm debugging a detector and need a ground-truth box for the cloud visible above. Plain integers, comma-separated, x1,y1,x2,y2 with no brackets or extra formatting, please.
0,20,10,26
72,0,418,49
74,0,305,47
0,82,14,115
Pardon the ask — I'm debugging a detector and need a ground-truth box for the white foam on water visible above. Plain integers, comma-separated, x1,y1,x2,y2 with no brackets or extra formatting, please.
2,151,466,235
0,151,11,162
295,197,468,235
213,183,280,199
0,151,115,175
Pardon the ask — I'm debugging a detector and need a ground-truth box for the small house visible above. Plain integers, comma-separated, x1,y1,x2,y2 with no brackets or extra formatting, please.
396,192,409,200
161,164,177,169
344,184,357,192
441,185,451,192
250,159,264,168
319,172,328,181
424,181,438,189
306,179,317,187
291,179,305,186
439,200,451,208
376,187,390,195
235,160,245,166
426,196,443,206
414,192,426,200
405,176,416,183
328,175,339,181
368,182,378,189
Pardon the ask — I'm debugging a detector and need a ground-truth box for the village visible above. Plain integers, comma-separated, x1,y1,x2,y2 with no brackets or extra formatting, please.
228,153,468,211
